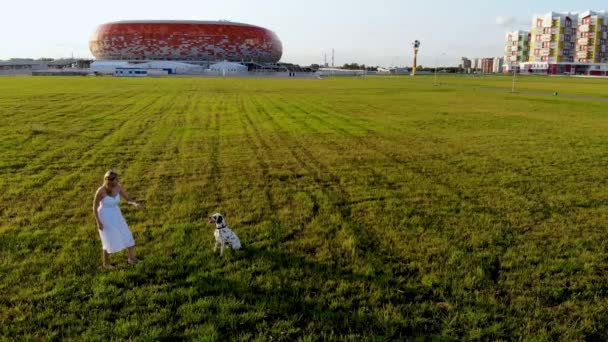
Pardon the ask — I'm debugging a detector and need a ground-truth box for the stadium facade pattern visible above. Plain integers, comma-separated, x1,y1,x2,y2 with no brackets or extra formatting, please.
89,21,282,63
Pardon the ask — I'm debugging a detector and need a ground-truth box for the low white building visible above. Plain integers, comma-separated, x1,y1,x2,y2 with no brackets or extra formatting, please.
114,67,169,77
316,68,366,77
91,60,204,75
208,61,248,73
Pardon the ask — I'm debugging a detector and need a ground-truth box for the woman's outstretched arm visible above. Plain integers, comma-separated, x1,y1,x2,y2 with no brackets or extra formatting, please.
119,186,140,207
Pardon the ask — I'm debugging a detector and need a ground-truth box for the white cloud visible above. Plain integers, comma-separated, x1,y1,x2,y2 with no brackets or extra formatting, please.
495,16,517,27
495,16,529,30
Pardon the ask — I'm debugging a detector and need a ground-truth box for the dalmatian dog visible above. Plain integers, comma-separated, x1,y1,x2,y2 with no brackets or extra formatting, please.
208,213,241,256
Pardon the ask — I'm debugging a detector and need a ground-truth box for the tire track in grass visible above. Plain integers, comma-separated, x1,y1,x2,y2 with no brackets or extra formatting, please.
306,94,541,220
16,92,163,175
236,96,279,229
3,94,170,229
248,95,383,257
0,90,140,172
288,93,529,286
115,91,184,207
206,96,224,206
4,88,142,153
269,95,407,253
170,88,214,222
265,94,400,194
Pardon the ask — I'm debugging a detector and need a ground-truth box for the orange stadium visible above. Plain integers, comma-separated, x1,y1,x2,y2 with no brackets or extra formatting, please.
89,20,283,63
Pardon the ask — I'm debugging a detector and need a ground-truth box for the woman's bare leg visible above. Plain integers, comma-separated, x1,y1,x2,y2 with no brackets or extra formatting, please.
102,250,113,268
127,247,140,264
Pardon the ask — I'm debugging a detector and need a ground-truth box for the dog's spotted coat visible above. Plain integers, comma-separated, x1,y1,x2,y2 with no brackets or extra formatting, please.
208,213,241,256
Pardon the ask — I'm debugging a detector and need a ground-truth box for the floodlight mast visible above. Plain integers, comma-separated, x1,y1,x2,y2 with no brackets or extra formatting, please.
412,40,421,76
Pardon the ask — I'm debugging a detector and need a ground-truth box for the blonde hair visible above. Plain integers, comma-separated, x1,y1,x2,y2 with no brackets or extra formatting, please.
103,170,118,194
104,170,118,180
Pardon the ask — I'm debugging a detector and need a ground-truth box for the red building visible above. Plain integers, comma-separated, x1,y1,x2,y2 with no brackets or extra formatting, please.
481,58,494,73
89,21,283,63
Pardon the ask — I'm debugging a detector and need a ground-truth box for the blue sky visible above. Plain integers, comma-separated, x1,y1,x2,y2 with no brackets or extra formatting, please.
0,0,605,66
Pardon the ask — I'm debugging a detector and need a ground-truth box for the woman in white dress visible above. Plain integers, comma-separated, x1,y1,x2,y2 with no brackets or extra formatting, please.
93,170,141,269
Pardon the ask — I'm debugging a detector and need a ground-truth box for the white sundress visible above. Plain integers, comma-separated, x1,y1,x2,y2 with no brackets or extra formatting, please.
97,194,135,253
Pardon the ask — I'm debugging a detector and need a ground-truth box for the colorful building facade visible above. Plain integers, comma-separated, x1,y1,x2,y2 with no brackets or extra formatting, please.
505,10,608,76
575,11,608,63
529,12,578,64
504,30,530,71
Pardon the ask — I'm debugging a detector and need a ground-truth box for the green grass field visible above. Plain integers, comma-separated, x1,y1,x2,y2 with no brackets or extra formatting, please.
2,75,608,340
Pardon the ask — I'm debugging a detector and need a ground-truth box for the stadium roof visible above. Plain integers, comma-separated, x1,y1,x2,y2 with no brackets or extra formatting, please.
107,20,263,29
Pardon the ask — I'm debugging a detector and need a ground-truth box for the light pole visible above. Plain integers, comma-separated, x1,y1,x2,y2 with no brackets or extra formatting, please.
411,40,421,76
434,52,446,86
511,65,517,93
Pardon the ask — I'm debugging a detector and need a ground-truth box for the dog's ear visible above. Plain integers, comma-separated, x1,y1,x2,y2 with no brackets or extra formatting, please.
217,215,223,224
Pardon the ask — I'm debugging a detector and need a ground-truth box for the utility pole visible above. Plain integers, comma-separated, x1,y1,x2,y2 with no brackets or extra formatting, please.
511,65,517,93
332,49,334,67
434,52,446,86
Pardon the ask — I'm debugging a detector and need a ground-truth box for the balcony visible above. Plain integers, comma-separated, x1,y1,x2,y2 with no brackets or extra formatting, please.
539,48,551,55
541,34,552,42
578,38,589,45
576,51,592,59
579,24,590,32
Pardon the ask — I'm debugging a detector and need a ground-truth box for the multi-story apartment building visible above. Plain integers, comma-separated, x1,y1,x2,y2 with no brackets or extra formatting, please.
575,10,608,63
472,58,480,71
504,30,530,71
460,57,472,70
509,10,608,76
492,57,504,73
481,58,494,73
529,12,578,64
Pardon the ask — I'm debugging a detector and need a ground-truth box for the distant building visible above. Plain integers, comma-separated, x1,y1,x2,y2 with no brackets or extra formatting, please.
0,58,92,74
504,30,531,72
530,12,578,64
391,67,410,75
575,10,608,63
504,10,608,76
460,57,472,69
481,58,494,73
493,57,504,73
90,20,282,63
0,59,47,71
